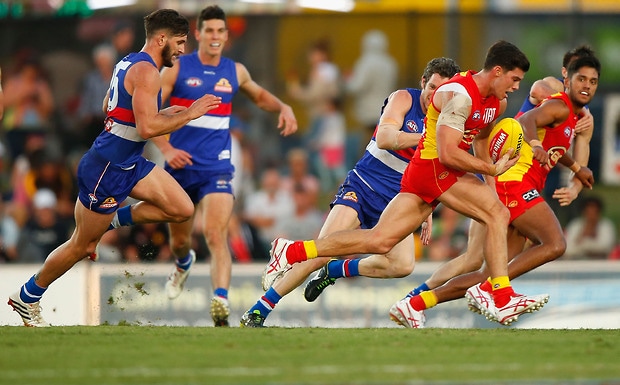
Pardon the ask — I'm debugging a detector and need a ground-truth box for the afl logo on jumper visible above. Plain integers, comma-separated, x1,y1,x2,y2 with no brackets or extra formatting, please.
214,78,233,93
472,110,481,121
438,171,449,179
185,77,203,87
406,120,419,133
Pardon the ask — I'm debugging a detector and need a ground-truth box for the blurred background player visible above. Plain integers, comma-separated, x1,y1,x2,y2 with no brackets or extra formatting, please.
240,57,461,327
154,5,297,327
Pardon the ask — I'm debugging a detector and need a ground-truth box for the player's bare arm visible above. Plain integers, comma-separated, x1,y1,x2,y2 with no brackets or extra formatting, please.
129,61,221,139
151,61,194,169
375,90,420,150
529,76,563,105
518,98,569,166
557,153,594,189
236,62,298,136
435,91,515,176
574,107,593,134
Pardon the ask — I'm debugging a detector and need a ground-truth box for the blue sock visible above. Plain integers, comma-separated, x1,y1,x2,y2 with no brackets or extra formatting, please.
20,275,47,303
406,282,430,298
176,251,193,270
249,287,282,318
327,259,360,279
214,288,228,299
108,206,134,230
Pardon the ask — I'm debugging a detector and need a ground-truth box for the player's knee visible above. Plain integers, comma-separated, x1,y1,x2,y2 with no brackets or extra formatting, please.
169,236,191,252
547,238,567,260
167,201,194,223
391,259,415,278
203,226,227,246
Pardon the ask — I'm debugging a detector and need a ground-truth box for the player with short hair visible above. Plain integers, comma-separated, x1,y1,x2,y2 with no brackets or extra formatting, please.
262,40,550,327
402,45,598,311
239,57,460,327
153,5,297,327
391,54,601,327
7,9,222,327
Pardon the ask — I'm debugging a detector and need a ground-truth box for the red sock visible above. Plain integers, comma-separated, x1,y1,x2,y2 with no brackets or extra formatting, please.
287,241,309,264
492,286,516,308
480,280,492,293
409,295,427,311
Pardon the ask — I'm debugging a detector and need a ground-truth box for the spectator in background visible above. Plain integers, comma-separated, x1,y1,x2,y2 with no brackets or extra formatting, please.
2,54,54,160
16,189,71,263
77,44,116,147
243,166,294,257
564,196,616,259
0,66,4,120
345,29,398,134
0,197,20,263
10,147,75,225
275,183,324,241
280,147,320,206
123,222,172,263
109,20,136,63
310,97,347,193
287,39,342,174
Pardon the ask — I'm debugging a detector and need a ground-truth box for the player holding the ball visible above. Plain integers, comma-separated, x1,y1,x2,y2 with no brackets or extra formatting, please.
391,53,601,327
261,40,549,328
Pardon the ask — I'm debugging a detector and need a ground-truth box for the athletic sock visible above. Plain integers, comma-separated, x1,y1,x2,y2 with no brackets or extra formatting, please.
406,282,430,298
491,276,515,308
286,240,316,264
409,290,438,311
249,287,282,318
20,275,47,303
214,288,228,300
326,259,360,279
480,279,492,293
175,252,193,270
109,205,134,230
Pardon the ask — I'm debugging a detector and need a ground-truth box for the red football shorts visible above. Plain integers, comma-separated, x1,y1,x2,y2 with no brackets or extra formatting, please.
400,157,465,205
495,179,544,223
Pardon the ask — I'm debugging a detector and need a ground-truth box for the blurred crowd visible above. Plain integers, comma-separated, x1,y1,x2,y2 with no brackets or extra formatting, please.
0,21,618,265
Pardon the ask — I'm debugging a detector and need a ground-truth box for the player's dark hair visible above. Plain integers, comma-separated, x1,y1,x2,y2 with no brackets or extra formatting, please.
197,5,227,30
567,55,601,78
563,45,596,68
483,40,530,73
422,57,461,82
144,9,189,38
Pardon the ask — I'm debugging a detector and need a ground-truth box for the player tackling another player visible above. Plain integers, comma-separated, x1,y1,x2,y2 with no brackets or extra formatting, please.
260,40,551,327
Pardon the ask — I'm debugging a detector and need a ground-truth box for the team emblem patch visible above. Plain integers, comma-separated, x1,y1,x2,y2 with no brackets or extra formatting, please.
100,197,118,209
343,192,358,202
214,78,233,93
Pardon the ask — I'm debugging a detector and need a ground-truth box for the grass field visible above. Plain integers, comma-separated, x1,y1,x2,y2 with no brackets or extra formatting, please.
1,326,618,385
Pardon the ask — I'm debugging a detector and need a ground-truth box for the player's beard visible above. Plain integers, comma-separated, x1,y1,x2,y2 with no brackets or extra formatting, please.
162,42,175,68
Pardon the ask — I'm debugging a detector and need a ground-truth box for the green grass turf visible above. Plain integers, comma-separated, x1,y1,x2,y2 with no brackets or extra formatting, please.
0,326,618,385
